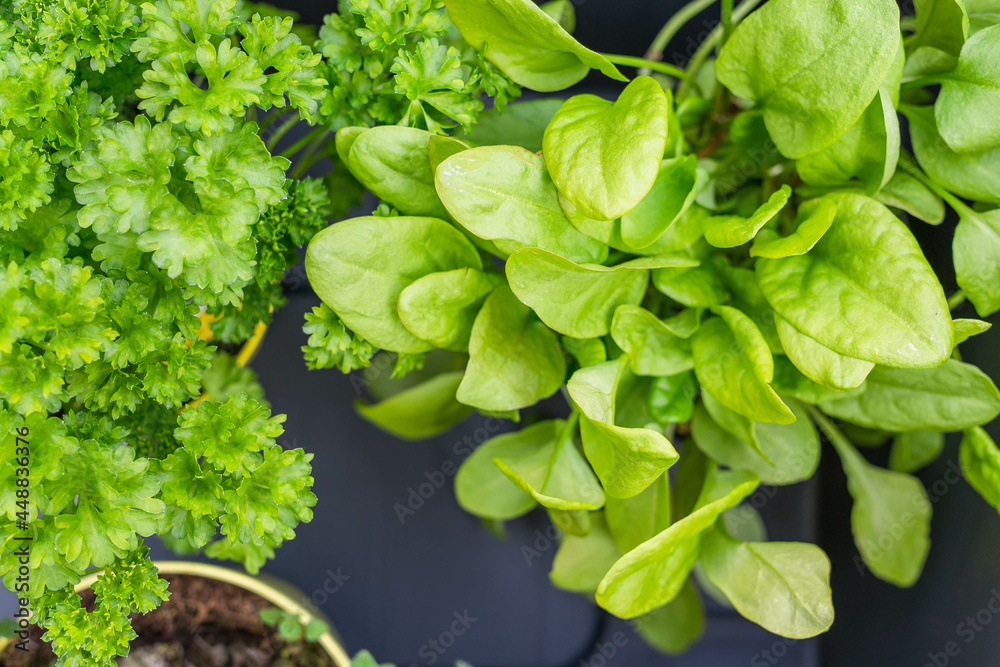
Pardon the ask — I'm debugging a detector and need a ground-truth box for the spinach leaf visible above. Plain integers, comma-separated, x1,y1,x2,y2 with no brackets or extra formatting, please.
954,207,1000,316
691,306,795,424
703,186,791,249
621,156,703,249
567,357,679,498
610,306,695,377
356,371,472,440
775,315,874,391
756,193,954,368
595,467,759,618
605,473,671,553
700,528,834,639
633,580,704,654
305,216,481,353
550,512,621,593
459,98,564,152
954,318,993,344
427,135,469,173
750,198,837,258
652,260,730,309
959,426,1000,513
937,25,1000,153
506,248,691,338
831,431,932,587
444,0,624,91
888,431,946,473
543,77,670,220
909,0,970,57
716,0,900,158
435,145,608,263
905,104,1000,205
458,286,566,411
820,359,1000,431
347,126,448,218
648,372,698,425
494,417,606,511
398,268,504,351
455,422,551,520
876,171,946,225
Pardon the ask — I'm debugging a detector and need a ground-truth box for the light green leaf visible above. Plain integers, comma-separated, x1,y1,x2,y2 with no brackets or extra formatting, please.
876,171,946,225
756,192,953,368
543,77,670,220
691,398,820,486
652,262,729,308
444,0,624,91
459,98,564,152
494,417,606,511
770,355,866,406
716,0,900,158
796,88,900,194
633,580,704,654
889,431,946,473
751,197,837,258
334,126,364,165
605,473,671,553
937,25,1000,153
427,135,468,173
550,512,622,593
820,359,1000,431
568,357,679,498
647,372,698,425
596,467,759,618
435,145,608,263
548,507,591,536
775,315,874,391
458,286,566,411
541,0,575,31
959,426,1000,513
703,185,791,248
347,126,447,218
506,248,650,338
621,156,702,249
455,422,549,520
561,336,607,368
610,306,694,377
906,104,1000,205
356,371,471,440
691,306,795,424
398,268,504,351
909,0,970,57
954,207,1000,316
954,318,993,344
831,433,932,587
700,528,834,639
305,216,481,353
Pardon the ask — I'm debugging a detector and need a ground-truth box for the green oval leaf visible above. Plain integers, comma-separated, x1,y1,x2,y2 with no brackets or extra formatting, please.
621,156,703,249
356,371,472,440
458,285,566,411
605,473,671,554
751,197,837,258
937,25,1000,153
756,193,953,368
716,0,900,158
305,216,482,353
506,248,650,338
444,0,624,91
954,207,1000,317
889,431,946,473
398,268,504,351
435,145,608,263
595,467,760,618
820,359,1000,431
632,580,704,655
703,185,791,249
775,315,874,391
459,98,564,152
543,77,670,220
875,171,946,225
959,426,1000,514
550,512,621,593
348,126,447,218
610,306,695,377
700,529,834,639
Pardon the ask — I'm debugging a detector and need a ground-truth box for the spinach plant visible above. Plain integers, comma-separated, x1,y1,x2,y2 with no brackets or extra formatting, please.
305,0,1000,652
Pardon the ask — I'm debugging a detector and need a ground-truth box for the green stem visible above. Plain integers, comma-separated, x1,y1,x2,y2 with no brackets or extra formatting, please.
900,75,949,90
258,110,285,132
804,403,854,458
721,0,733,44
265,115,300,152
601,53,704,94
557,409,582,448
292,131,332,179
641,0,719,67
279,126,327,159
678,0,763,100
948,290,967,311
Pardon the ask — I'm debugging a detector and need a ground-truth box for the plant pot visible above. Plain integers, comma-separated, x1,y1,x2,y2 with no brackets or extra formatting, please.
0,561,351,667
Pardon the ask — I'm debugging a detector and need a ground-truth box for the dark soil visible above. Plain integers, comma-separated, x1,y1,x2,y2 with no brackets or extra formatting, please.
0,574,337,666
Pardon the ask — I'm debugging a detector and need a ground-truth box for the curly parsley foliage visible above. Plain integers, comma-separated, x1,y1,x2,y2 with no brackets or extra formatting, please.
0,2,328,665
313,0,520,132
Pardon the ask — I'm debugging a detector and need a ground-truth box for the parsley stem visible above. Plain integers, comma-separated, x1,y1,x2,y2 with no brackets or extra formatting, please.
641,0,719,72
600,53,704,94
678,0,763,100
266,115,300,152
278,126,327,159
292,131,332,179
